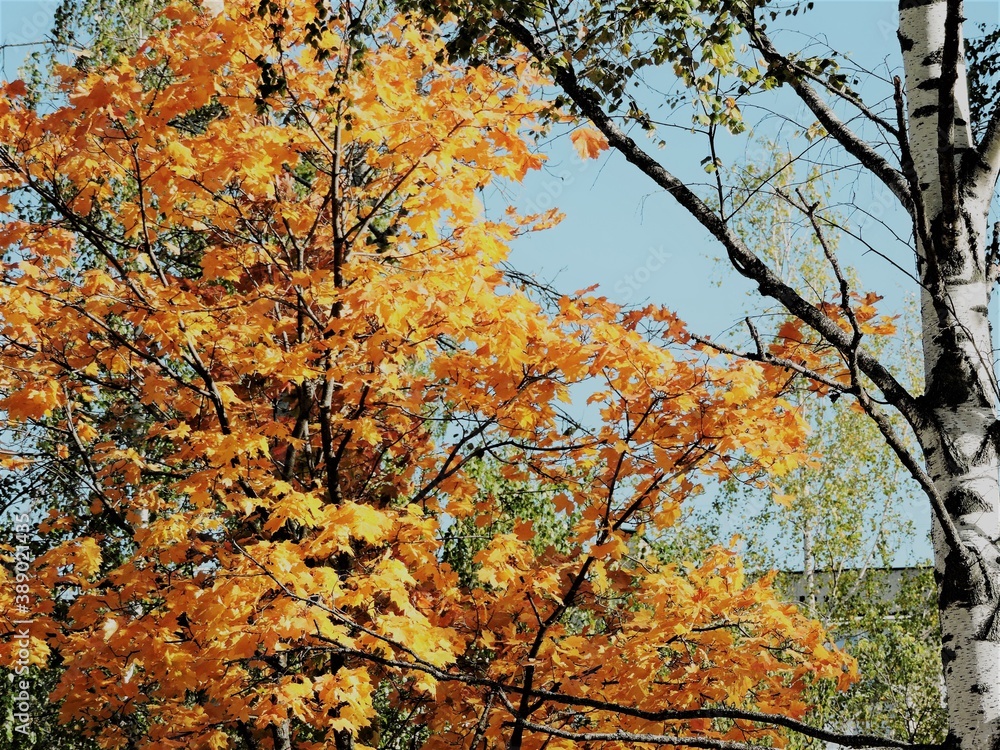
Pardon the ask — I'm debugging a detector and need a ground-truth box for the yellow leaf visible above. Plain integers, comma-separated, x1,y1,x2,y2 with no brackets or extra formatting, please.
773,492,795,507
164,140,195,166
570,126,609,159
102,618,119,641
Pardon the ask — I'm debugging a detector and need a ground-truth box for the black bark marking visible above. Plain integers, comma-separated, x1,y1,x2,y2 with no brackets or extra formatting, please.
917,76,941,91
940,544,996,608
962,212,984,276
946,486,991,516
938,425,973,476
914,104,939,118
972,421,1000,465
980,598,1000,641
962,151,993,177
941,646,957,666
898,34,916,52
926,323,991,410
927,357,973,407
934,224,969,278
899,0,943,11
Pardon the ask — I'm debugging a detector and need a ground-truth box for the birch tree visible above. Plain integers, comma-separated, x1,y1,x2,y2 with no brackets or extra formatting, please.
390,1,1000,749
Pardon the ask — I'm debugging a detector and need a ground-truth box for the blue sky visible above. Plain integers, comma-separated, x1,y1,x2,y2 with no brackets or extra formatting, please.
3,0,999,565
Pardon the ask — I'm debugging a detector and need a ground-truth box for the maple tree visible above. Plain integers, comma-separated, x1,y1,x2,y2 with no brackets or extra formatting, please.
0,1,864,749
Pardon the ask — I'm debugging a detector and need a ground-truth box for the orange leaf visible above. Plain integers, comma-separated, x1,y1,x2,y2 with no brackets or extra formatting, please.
570,126,609,159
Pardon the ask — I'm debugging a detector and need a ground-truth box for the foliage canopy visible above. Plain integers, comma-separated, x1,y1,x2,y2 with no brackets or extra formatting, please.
0,1,855,749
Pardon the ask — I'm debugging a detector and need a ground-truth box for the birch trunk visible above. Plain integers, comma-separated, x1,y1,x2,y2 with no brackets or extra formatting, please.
899,2,1000,748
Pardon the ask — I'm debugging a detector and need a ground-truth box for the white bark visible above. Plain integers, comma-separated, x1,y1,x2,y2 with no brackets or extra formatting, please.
898,0,973,218
900,3,1000,748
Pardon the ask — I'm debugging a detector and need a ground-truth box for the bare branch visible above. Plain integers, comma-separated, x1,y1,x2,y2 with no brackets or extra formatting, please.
851,377,969,565
743,22,912,211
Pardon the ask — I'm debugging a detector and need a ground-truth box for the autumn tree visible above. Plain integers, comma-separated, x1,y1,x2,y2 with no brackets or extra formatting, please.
0,1,861,749
386,0,1000,749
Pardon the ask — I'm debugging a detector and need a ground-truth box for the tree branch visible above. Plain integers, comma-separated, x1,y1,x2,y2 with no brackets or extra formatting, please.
776,53,900,140
970,100,1000,196
62,388,134,536
508,718,899,750
497,18,924,436
743,22,912,212
239,541,935,750
313,641,936,750
691,325,850,396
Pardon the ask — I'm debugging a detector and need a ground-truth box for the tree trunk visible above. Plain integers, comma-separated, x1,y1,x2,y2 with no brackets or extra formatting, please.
900,2,1000,748
272,721,293,750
